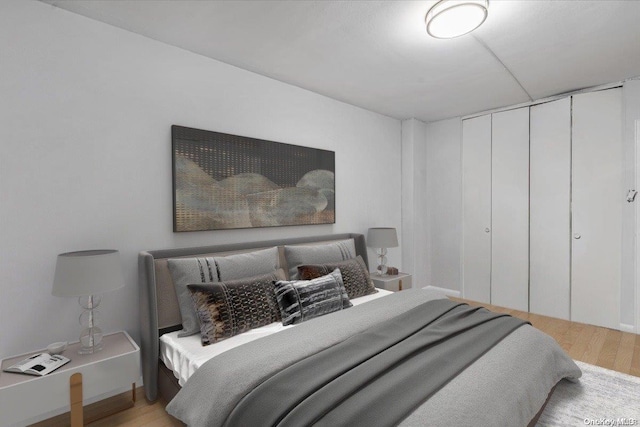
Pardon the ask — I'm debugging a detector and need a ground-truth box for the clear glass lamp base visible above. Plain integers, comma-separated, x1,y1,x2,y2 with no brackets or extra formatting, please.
77,295,105,354
375,248,388,276
78,326,104,354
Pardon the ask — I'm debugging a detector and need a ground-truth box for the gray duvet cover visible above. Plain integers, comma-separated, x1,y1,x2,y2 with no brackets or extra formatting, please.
167,289,581,427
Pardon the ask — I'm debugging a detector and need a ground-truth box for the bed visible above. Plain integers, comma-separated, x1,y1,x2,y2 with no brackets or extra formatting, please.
139,233,581,427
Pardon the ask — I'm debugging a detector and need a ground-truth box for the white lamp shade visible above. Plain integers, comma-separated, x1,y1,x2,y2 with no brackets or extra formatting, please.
52,250,125,297
367,228,399,248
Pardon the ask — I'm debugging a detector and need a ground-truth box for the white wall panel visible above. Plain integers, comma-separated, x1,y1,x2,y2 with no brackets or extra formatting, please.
529,98,571,319
636,119,640,334
491,107,530,311
462,115,492,303
571,88,622,329
425,118,462,292
401,118,428,286
622,80,640,331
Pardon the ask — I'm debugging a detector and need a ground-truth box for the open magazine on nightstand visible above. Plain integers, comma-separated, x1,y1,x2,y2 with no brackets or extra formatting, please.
2,352,70,376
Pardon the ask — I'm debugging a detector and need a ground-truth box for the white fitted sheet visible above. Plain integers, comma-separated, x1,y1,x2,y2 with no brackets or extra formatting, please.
160,288,394,386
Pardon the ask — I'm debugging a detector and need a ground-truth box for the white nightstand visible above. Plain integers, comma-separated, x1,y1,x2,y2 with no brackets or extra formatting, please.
370,272,412,292
0,331,140,427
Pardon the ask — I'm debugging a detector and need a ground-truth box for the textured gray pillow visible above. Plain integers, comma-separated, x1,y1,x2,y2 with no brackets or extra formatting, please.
274,269,352,326
297,255,378,299
215,247,279,281
189,269,286,345
167,257,219,337
284,239,356,280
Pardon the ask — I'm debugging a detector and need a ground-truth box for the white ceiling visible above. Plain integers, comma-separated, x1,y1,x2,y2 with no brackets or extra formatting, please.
41,0,640,122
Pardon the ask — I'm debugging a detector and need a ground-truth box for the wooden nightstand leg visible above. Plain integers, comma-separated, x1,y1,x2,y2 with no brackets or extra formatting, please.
132,382,136,402
70,373,83,427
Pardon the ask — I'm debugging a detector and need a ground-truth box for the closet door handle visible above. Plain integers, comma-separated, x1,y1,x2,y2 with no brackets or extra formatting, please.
574,233,581,240
485,228,490,233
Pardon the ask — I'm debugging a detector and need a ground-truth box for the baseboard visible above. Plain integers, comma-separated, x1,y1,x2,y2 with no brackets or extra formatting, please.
422,285,461,298
619,323,636,333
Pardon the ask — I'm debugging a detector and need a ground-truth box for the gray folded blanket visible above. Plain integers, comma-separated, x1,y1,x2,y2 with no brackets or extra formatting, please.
226,299,529,427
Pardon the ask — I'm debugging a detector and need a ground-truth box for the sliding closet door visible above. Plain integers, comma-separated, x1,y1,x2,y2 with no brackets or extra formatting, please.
491,107,529,311
571,88,622,329
462,115,492,303
529,98,571,320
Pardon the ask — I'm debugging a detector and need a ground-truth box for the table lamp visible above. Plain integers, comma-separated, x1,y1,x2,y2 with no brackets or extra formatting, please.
52,250,124,354
367,227,399,275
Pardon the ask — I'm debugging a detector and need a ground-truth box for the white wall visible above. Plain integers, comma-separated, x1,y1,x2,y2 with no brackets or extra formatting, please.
0,0,402,358
401,117,461,293
425,118,462,292
401,119,428,285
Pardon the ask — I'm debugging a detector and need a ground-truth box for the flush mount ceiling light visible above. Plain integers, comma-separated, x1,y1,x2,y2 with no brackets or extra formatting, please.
426,0,489,39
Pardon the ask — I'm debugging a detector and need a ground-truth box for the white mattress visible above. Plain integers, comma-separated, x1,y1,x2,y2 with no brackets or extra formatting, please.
160,288,394,386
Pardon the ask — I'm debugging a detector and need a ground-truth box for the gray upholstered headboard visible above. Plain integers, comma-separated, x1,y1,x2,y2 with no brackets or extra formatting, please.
138,233,368,401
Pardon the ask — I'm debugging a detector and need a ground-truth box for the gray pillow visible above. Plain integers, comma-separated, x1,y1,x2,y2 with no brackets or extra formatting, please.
284,239,356,279
215,247,279,281
274,269,352,326
167,257,219,337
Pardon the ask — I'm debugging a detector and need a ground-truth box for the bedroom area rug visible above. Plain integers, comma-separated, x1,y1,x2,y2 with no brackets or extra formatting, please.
537,361,640,426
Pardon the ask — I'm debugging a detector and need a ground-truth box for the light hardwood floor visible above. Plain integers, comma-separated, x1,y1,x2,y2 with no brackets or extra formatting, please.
36,297,640,426
450,298,640,377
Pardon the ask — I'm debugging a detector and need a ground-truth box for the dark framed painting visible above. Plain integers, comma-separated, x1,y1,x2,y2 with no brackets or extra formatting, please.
172,125,336,232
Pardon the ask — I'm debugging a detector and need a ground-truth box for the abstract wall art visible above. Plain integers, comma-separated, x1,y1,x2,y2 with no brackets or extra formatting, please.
172,125,336,232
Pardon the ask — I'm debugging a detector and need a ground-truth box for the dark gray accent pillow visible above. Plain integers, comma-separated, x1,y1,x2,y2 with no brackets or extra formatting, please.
284,239,356,280
188,269,286,346
167,257,218,337
274,269,352,326
215,247,279,281
297,255,378,299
